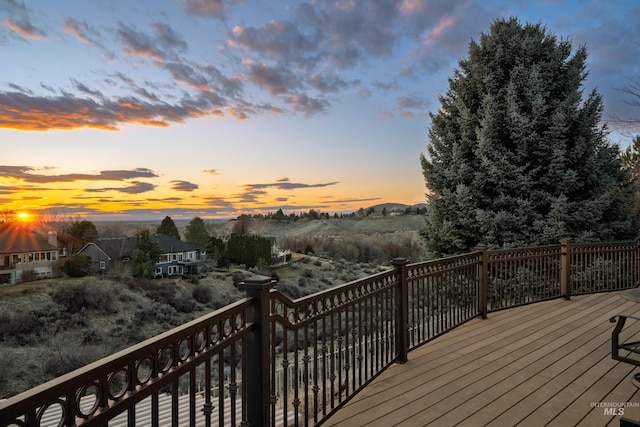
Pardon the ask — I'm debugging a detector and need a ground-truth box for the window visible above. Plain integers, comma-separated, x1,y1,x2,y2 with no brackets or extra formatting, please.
100,261,106,270
168,265,183,276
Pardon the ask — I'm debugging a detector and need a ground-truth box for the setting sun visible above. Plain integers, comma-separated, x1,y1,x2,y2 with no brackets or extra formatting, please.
16,212,34,223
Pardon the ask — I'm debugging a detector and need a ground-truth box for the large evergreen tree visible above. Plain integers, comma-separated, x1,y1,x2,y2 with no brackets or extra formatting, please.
421,17,633,256
157,216,180,240
132,228,162,279
184,217,209,246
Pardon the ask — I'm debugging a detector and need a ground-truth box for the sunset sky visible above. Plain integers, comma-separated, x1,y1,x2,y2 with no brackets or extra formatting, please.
1,0,638,221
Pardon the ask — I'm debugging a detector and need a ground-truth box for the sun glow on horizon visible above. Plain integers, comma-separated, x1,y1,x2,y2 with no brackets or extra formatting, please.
16,211,35,223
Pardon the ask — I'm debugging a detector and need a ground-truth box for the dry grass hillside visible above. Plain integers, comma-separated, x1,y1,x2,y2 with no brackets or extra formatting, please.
209,213,426,238
0,213,427,399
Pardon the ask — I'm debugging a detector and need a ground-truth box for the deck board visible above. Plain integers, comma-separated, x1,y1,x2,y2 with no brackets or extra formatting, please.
324,292,640,426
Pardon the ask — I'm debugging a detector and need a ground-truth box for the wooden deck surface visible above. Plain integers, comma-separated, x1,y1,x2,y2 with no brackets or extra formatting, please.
324,292,640,427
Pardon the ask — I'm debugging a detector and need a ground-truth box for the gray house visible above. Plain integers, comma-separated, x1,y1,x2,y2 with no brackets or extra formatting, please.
79,233,206,277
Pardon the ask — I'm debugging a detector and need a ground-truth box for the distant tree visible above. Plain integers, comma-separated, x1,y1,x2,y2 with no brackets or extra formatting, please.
273,209,286,222
621,135,640,229
157,216,180,240
100,222,125,238
0,210,15,224
184,217,209,246
421,17,634,256
227,234,271,268
231,214,251,236
65,220,99,242
132,228,162,279
207,236,229,269
35,209,64,235
382,207,387,216
613,75,640,130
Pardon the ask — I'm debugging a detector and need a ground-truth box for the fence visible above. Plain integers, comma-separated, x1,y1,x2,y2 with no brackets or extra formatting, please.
1,237,639,426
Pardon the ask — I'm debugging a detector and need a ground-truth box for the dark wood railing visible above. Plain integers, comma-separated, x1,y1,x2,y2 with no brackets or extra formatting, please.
1,238,639,427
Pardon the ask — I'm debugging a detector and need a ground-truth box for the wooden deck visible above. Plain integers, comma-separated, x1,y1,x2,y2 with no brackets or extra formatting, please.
324,292,640,426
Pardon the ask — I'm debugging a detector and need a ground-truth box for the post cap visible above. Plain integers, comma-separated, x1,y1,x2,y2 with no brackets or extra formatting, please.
391,257,409,266
237,274,276,291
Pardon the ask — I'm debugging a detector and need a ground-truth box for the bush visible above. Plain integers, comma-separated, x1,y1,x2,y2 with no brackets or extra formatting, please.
134,303,183,328
192,285,212,304
0,311,46,345
43,343,102,379
276,282,302,299
170,296,197,313
63,253,93,277
52,283,115,313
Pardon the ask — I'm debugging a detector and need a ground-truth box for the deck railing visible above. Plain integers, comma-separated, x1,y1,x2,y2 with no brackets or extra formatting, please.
1,237,639,427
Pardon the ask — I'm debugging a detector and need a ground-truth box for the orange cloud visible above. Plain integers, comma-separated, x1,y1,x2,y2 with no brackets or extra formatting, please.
424,16,457,46
2,18,47,40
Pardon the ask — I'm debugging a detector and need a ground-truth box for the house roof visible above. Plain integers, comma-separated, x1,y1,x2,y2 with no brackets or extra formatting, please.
87,237,137,260
152,233,205,253
85,234,204,260
0,224,58,254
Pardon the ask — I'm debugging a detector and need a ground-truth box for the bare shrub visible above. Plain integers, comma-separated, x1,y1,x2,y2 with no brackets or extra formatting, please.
51,283,115,313
0,311,47,345
192,284,212,304
281,232,426,265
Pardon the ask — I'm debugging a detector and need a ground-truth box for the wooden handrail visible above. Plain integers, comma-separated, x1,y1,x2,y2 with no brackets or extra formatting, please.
1,237,639,426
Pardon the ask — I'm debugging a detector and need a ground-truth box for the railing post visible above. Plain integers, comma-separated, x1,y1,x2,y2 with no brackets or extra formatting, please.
635,237,640,287
392,257,409,363
474,245,488,319
238,274,276,427
560,239,571,300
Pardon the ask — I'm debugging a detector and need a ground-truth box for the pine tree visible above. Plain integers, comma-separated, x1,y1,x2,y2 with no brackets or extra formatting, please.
621,136,640,230
156,216,180,240
420,17,633,256
184,217,209,246
132,228,162,278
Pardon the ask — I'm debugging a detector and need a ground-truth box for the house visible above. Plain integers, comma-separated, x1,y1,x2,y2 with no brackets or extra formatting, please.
0,224,61,284
80,233,206,277
152,234,206,277
78,236,137,275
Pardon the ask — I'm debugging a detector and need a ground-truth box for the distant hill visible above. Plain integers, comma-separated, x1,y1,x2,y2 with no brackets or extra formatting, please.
367,202,428,213
93,203,429,239
207,213,427,240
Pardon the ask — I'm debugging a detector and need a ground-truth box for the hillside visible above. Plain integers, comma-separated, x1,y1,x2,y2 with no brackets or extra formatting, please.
210,214,427,239
0,253,392,399
0,213,428,398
